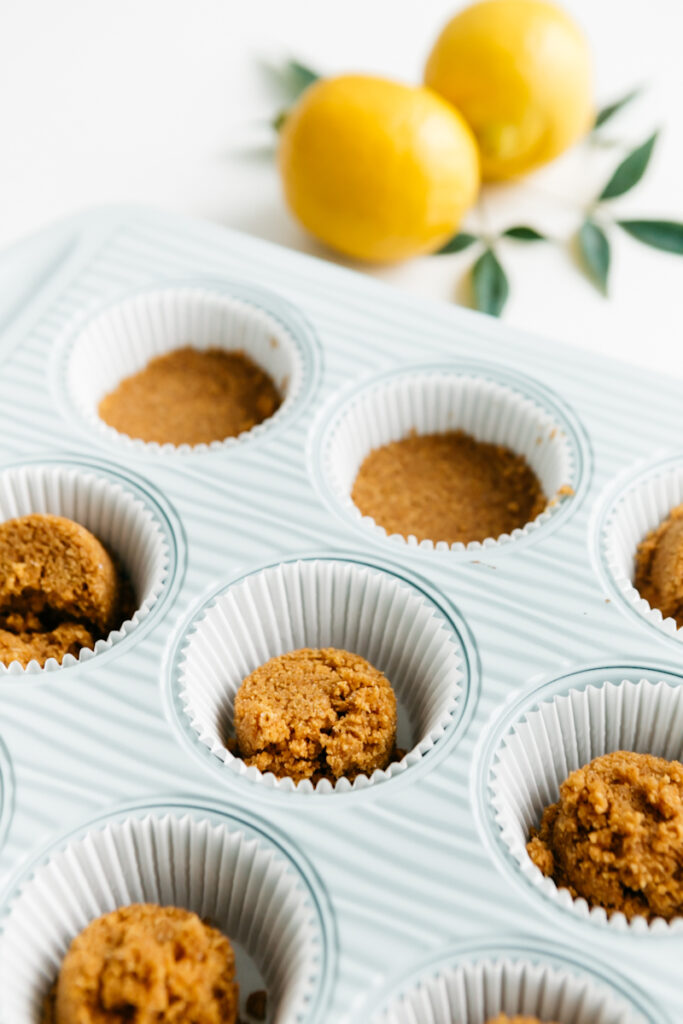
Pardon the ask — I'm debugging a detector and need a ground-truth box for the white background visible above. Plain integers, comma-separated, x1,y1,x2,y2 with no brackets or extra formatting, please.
1,0,681,374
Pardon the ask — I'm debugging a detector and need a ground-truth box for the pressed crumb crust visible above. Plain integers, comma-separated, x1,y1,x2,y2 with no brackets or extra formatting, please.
98,347,281,446
527,751,683,922
486,1017,558,1024
634,503,683,628
0,514,133,669
233,647,397,783
350,429,547,545
54,904,238,1024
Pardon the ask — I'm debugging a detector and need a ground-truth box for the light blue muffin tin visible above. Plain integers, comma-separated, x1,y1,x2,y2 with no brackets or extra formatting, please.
0,206,681,1022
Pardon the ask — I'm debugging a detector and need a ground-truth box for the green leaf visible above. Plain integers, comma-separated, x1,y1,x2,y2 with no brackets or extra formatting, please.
599,132,658,201
502,226,546,241
271,60,320,132
593,87,642,130
618,219,683,254
436,232,478,255
264,58,320,100
287,60,319,93
472,248,509,316
272,109,288,132
577,219,610,294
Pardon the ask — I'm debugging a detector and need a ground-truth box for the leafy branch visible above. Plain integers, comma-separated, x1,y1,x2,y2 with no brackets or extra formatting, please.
269,67,682,317
437,226,546,315
271,60,320,130
438,90,682,315
592,86,643,130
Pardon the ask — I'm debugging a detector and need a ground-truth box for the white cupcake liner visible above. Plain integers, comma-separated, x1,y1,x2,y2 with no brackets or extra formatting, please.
62,282,310,454
601,456,683,643
488,674,683,935
0,459,172,675
172,557,465,794
368,943,659,1024
0,801,332,1024
312,365,579,552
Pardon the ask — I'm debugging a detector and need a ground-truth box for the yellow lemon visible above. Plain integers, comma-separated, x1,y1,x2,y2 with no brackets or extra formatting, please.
424,0,593,181
278,74,480,263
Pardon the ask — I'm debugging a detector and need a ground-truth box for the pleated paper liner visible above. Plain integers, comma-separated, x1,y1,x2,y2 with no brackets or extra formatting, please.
0,459,173,675
311,363,582,553
172,556,466,794
600,454,683,644
62,280,318,454
365,942,663,1024
486,671,683,935
0,801,333,1024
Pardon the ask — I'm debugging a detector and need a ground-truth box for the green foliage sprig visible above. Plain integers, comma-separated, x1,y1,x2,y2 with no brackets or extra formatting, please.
270,67,683,317
271,60,320,130
438,90,683,315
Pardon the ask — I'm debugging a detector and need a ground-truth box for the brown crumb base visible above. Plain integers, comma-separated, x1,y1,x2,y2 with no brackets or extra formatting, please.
634,503,683,628
98,347,281,446
350,429,547,545
485,1016,558,1024
0,623,96,668
233,647,397,783
53,904,238,1024
0,514,135,669
527,751,683,922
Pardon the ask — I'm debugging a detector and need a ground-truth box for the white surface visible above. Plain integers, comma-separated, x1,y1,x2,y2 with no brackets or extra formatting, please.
1,0,681,374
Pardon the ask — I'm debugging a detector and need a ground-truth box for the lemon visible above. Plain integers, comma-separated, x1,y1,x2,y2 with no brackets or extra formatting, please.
277,74,480,263
424,0,593,181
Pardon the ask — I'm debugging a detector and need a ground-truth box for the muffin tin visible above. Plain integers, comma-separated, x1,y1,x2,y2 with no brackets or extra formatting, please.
0,205,681,1023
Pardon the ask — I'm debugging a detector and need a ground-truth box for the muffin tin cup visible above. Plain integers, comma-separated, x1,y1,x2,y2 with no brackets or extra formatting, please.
483,669,683,935
310,363,584,553
363,941,665,1023
0,800,334,1024
0,738,14,859
599,454,683,643
170,556,468,794
61,280,319,454
0,458,174,675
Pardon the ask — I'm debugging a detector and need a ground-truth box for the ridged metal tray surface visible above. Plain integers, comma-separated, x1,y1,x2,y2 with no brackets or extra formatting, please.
0,207,681,1024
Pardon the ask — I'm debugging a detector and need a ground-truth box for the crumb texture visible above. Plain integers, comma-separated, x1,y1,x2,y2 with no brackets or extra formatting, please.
527,751,683,922
350,429,546,544
634,503,683,628
55,904,238,1024
98,346,281,446
485,1016,558,1024
234,647,397,783
0,514,131,668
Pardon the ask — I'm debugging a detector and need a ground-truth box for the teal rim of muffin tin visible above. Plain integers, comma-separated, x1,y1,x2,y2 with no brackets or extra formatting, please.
472,661,683,940
0,796,337,1024
162,551,481,802
358,937,672,1023
0,739,14,860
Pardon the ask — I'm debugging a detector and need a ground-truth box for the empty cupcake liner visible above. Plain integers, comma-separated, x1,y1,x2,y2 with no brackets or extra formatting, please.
599,455,683,644
0,800,333,1024
310,364,583,553
365,941,662,1024
484,670,683,935
0,458,175,675
60,280,319,454
169,556,467,794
